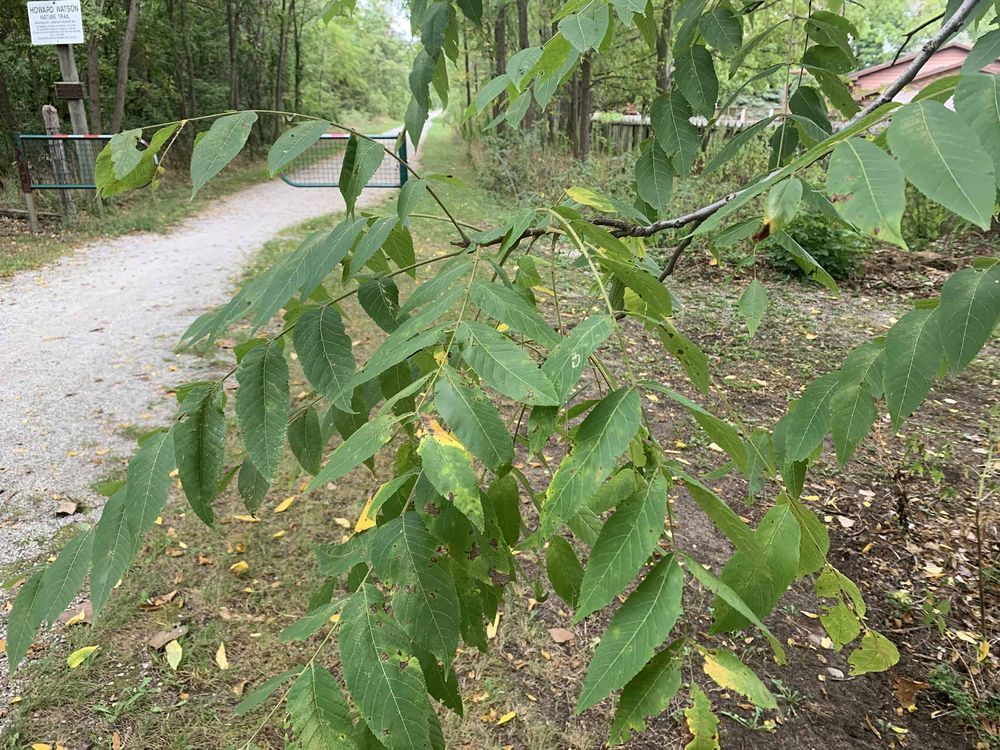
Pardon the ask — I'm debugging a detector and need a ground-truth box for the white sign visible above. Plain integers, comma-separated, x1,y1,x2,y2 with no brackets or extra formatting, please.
27,0,84,45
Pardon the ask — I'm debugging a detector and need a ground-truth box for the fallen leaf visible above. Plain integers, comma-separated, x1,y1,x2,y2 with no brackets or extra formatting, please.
147,625,189,650
215,642,230,670
487,610,500,639
333,517,351,528
111,730,122,750
230,560,250,574
232,514,260,523
0,639,5,654
274,495,296,513
31,744,52,750
67,645,98,668
165,640,183,670
497,710,517,726
893,677,929,712
197,553,214,565
548,627,575,643
142,590,179,610
61,605,91,627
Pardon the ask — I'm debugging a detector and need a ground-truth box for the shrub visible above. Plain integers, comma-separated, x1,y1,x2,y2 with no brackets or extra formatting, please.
768,211,870,279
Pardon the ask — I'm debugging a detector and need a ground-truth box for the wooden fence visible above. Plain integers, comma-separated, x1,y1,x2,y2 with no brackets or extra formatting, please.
590,108,780,155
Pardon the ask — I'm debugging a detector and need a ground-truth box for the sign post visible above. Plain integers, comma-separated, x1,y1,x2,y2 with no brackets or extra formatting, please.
27,0,95,210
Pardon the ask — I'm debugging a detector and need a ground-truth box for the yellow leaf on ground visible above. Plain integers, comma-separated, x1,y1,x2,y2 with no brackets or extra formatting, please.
165,640,183,670
31,743,52,750
67,645,98,669
355,495,377,533
230,560,250,574
274,495,296,513
0,638,5,654
232,514,260,523
333,517,351,528
497,711,516,726
215,642,230,670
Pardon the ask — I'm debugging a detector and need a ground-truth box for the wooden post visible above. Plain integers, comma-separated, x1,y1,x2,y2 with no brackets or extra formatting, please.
53,43,96,190
42,103,75,217
13,135,40,233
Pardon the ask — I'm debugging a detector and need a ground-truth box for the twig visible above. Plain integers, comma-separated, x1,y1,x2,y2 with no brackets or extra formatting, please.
891,12,945,65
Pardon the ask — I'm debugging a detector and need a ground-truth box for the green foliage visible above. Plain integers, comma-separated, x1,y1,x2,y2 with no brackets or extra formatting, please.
12,2,1000,748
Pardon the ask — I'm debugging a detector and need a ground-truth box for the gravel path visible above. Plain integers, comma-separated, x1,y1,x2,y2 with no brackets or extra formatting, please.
0,122,431,664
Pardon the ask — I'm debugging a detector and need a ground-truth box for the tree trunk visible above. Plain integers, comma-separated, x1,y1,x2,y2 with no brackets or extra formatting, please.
577,54,592,160
656,1,673,93
492,1,507,124
273,0,289,139
227,0,241,109
463,22,472,109
515,0,534,128
0,61,16,157
85,0,104,132
292,0,305,111
111,0,142,132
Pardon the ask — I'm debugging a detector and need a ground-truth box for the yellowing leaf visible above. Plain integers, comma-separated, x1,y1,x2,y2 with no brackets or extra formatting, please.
684,684,720,750
355,495,377,532
165,639,183,670
63,608,88,626
230,560,250,574
31,743,53,750
425,418,467,452
215,642,230,670
701,648,777,709
274,495,296,513
67,645,98,669
497,710,517,725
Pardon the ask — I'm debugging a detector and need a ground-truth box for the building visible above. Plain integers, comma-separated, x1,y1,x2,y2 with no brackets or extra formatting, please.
849,41,1000,104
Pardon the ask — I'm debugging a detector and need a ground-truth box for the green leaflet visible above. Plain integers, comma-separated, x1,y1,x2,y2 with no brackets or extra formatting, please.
710,504,800,636
109,128,143,179
575,554,684,713
4,572,44,674
174,384,226,525
829,382,877,466
238,459,269,513
699,7,742,55
418,427,484,531
90,488,137,614
309,412,397,490
294,305,355,412
339,133,386,214
340,584,433,750
314,533,369,577
279,601,344,643
937,265,1000,372
848,630,900,676
682,554,786,663
538,388,643,539
546,535,584,607
469,280,560,347
675,45,718,119
558,3,610,53
190,111,258,197
700,647,777,709
435,367,513,471
954,72,1000,175
820,600,861,650
778,371,840,462
771,231,838,293
38,530,94,627
486,474,522,546
541,314,614,400
286,663,356,749
234,669,300,716
703,115,778,175
358,277,402,333
126,429,176,539
779,494,830,577
455,321,559,406
827,138,907,249
888,101,995,230
656,322,711,395
288,406,325,476
575,473,667,621
650,93,699,174
645,385,747,471
884,307,943,427
268,119,331,176
597,255,673,322
347,217,398,281
763,177,802,235
684,684,720,750
236,341,290,482
635,142,674,213
737,279,768,338
370,513,461,662
609,642,683,745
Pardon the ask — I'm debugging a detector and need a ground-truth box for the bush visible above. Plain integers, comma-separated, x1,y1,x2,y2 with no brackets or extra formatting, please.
768,211,870,280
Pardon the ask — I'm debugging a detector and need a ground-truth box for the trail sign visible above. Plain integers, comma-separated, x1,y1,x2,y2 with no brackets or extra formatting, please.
27,0,84,45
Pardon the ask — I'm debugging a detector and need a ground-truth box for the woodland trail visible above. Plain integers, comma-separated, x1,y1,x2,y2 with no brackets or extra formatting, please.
0,122,430,587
